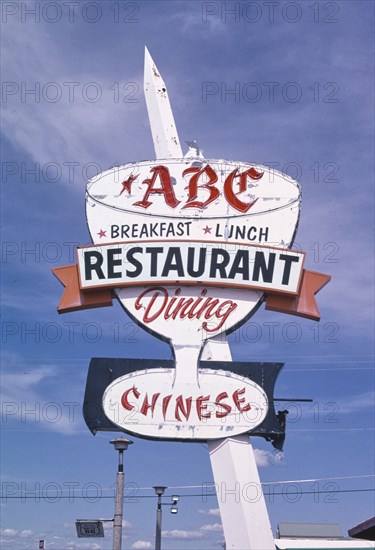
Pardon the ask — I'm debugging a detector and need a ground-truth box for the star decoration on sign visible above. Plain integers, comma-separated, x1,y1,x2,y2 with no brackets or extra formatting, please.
98,229,107,238
203,225,212,234
120,173,138,195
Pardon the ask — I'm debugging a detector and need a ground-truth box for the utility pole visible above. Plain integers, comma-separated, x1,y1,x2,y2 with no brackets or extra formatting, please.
154,486,166,550
110,438,133,550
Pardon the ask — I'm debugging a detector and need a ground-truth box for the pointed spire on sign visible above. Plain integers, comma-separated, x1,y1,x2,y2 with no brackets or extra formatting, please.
144,47,183,159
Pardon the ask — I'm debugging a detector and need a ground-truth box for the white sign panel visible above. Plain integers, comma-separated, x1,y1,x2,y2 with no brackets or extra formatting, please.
77,241,304,294
85,159,301,341
102,368,269,440
86,160,300,258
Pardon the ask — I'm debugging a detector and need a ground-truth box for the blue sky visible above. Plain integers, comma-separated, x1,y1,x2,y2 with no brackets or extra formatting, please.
1,1,374,549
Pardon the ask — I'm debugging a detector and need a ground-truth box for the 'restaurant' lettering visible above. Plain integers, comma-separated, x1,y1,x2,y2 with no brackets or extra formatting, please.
120,386,252,422
82,244,301,290
84,250,105,280
252,251,276,284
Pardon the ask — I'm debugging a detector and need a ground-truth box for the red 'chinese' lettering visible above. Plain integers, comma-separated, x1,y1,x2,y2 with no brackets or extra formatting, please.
120,387,252,422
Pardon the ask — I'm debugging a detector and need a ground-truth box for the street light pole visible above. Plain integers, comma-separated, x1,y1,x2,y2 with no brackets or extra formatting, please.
153,486,166,550
110,438,133,550
153,486,179,550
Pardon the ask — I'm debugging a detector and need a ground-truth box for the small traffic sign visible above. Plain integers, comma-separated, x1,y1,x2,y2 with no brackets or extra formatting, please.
75,520,104,538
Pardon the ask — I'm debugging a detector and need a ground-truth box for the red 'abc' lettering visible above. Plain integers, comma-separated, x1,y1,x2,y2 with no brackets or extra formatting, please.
129,164,263,212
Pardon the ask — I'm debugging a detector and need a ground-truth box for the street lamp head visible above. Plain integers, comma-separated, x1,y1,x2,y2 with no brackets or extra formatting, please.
153,486,167,496
170,495,179,514
110,438,133,452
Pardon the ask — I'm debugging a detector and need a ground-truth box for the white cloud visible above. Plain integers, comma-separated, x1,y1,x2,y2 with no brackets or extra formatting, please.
198,507,221,516
131,541,152,549
306,390,375,418
19,530,34,538
102,519,132,536
1,529,18,537
335,391,375,414
254,448,273,467
1,17,145,173
170,6,226,34
296,199,374,331
161,529,204,540
66,542,101,550
122,520,132,528
0,357,85,435
200,523,223,532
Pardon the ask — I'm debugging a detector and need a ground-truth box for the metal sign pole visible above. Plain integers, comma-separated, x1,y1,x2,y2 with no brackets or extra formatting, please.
208,435,275,549
144,50,275,549
202,337,275,549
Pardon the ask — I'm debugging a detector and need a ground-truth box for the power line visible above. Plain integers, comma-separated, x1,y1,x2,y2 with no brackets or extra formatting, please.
288,427,375,432
155,474,375,490
263,474,375,486
2,427,374,434
1,475,374,497
1,354,374,371
2,488,374,500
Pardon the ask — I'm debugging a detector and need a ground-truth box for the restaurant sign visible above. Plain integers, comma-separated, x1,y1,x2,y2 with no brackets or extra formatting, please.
53,155,330,440
54,159,329,323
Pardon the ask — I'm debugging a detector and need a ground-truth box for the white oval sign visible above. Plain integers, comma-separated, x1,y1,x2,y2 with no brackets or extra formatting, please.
86,159,299,219
86,159,300,252
102,368,269,440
